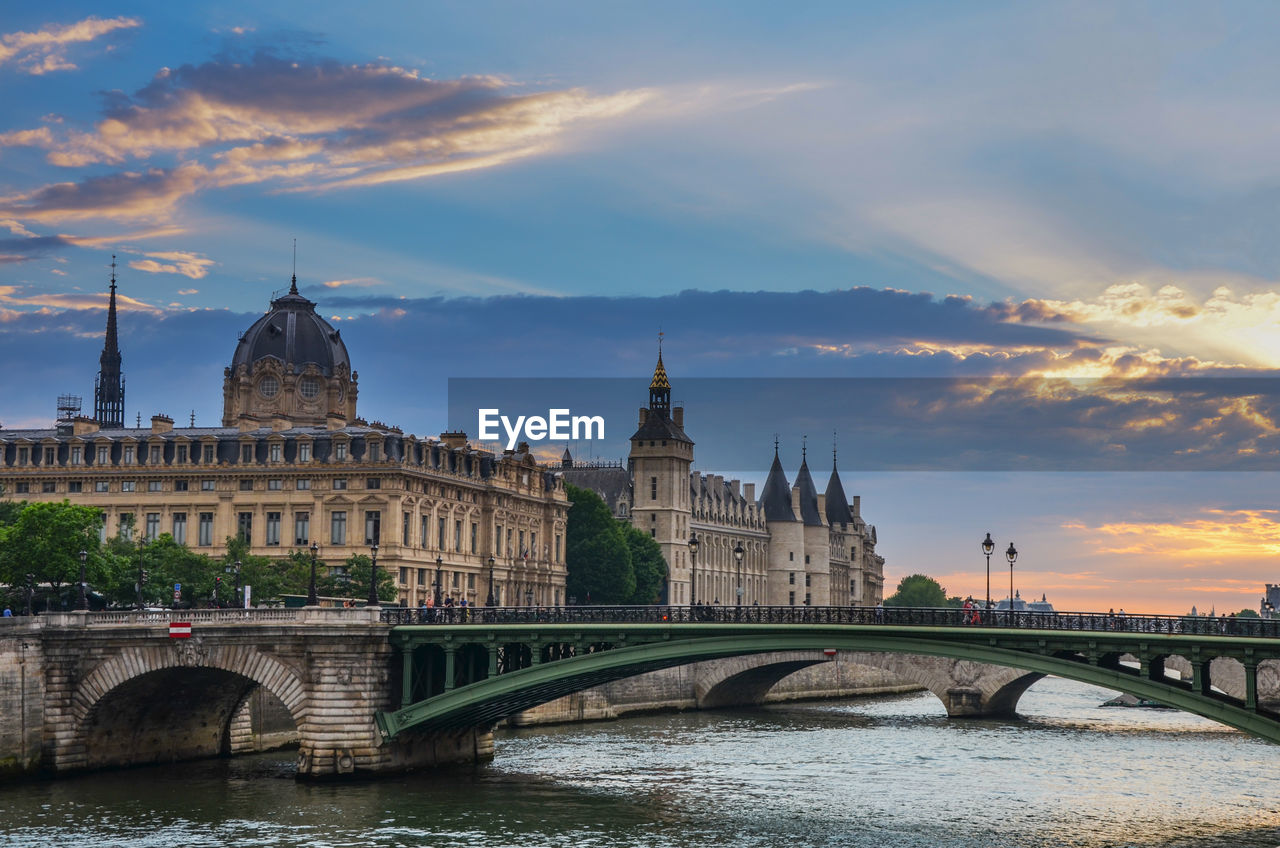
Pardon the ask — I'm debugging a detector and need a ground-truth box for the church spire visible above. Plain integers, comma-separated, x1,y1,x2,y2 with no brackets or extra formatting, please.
93,256,126,429
649,331,670,413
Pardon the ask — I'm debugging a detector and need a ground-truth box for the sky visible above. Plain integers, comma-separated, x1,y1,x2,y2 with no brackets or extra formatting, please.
4,2,1280,614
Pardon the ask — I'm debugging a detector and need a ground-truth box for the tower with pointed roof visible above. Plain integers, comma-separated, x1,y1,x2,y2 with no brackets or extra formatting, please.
93,257,126,429
628,337,694,603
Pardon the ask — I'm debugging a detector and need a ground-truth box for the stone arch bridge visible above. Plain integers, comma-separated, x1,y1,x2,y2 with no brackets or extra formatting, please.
4,605,1280,780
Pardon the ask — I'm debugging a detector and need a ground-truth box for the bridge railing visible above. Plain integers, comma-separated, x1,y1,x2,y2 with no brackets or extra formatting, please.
380,604,1280,637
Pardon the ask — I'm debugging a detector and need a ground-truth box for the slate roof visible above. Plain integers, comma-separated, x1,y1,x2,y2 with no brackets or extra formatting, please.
793,457,824,526
561,465,633,513
759,451,796,522
230,279,350,377
824,467,854,526
629,410,692,444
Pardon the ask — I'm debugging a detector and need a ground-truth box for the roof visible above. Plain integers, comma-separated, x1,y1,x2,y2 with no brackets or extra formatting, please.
630,410,692,443
650,353,670,391
793,457,824,526
759,451,796,522
561,465,632,513
230,280,350,377
824,468,854,526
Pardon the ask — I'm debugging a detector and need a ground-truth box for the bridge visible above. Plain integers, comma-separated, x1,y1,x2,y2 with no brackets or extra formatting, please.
3,605,1279,780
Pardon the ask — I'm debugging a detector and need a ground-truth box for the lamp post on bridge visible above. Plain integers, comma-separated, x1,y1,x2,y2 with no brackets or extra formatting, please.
1005,542,1018,623
136,537,147,610
307,541,319,606
486,555,496,607
981,532,994,612
733,541,745,606
77,549,88,612
434,556,443,607
367,542,380,607
688,532,700,606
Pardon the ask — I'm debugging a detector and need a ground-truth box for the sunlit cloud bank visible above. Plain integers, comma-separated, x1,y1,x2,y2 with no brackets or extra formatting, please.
0,52,656,225
0,15,140,75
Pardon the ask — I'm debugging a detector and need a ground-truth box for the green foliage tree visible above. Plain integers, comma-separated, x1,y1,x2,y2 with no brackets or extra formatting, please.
565,483,634,604
0,501,103,608
220,535,295,606
623,525,667,604
883,574,962,608
319,553,396,602
1237,608,1261,619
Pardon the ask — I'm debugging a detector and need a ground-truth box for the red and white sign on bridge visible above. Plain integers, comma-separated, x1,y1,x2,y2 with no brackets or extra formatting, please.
168,622,192,639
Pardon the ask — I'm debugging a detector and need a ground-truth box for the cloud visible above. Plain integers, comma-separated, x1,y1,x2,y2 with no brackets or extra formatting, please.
319,277,380,289
0,285,159,313
177,288,197,295
127,250,215,279
0,16,140,75
0,52,657,222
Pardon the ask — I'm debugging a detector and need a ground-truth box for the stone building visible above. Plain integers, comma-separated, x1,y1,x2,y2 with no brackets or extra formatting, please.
562,349,885,606
0,273,569,608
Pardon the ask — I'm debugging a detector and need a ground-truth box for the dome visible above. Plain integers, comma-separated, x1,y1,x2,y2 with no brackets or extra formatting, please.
230,279,349,377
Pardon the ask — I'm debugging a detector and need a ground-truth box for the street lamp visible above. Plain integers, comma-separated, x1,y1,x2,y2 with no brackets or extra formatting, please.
77,549,89,611
434,556,443,607
1005,542,1018,622
233,560,242,608
981,532,995,611
308,541,319,606
486,555,496,606
367,542,380,607
136,537,147,610
733,542,745,606
688,532,700,605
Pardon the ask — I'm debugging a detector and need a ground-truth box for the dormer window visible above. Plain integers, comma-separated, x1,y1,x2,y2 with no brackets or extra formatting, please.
299,442,312,462
368,442,380,461
270,443,282,462
336,442,348,460
124,446,135,464
17,447,29,465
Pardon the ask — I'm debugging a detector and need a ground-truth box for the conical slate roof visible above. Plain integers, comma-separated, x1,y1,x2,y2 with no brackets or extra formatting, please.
825,467,854,526
760,450,796,522
793,457,825,526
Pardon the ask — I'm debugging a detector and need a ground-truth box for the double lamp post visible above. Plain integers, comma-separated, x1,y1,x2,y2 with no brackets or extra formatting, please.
980,532,1018,614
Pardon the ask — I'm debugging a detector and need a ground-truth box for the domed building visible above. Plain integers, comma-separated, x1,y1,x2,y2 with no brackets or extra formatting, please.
0,273,570,609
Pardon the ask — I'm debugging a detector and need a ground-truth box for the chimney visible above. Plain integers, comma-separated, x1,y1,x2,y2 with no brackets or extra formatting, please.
744,482,755,501
441,430,468,449
638,407,649,426
730,479,741,497
791,485,802,514
72,416,100,436
817,493,827,518
852,495,860,517
326,412,347,430
150,414,174,434
673,406,684,427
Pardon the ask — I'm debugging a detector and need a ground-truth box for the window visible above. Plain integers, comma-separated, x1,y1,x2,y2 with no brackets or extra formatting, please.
295,512,310,546
418,569,427,586
531,532,537,556
399,567,409,584
270,443,282,462
15,482,30,494
172,513,187,545
174,479,188,492
202,444,214,463
119,513,134,539
438,517,445,550
145,512,160,541
265,512,281,546
198,513,213,546
96,446,108,464
470,522,478,554
650,477,657,500
804,554,810,565
237,512,253,543
805,574,811,587
789,551,794,562
403,512,411,545
148,481,163,492
420,515,428,547
555,534,561,562
789,591,795,606
44,447,55,464
336,442,348,460
17,447,29,464
268,479,282,491
467,574,475,590
789,572,796,585
68,481,82,493
95,481,109,493
42,482,56,493
366,477,380,490
454,519,462,552
299,442,312,462
368,442,381,461
331,510,347,545
240,479,253,491
296,479,311,490
201,479,215,491
333,478,347,490
259,376,279,398
124,446,135,464
71,446,82,465
299,377,320,399
177,445,188,463
149,445,160,464
242,445,253,463
122,480,136,492
650,529,656,538
365,510,381,545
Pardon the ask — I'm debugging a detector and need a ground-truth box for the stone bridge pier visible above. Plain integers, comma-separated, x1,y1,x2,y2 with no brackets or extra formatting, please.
1,609,487,780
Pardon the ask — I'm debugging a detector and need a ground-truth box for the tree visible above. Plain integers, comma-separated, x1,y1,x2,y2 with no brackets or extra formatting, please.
565,483,634,604
320,553,397,602
0,501,103,606
883,574,961,608
1237,608,1261,619
623,525,667,604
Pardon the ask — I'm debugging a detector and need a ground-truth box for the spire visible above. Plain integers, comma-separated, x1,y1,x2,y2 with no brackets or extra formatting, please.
648,332,671,412
290,238,299,294
760,444,796,522
794,444,824,526
93,256,126,429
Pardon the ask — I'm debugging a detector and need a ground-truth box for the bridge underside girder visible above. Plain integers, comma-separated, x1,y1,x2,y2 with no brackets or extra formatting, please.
379,626,1280,745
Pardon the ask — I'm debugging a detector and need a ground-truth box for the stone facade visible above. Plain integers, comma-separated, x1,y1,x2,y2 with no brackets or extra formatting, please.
0,277,569,608
562,350,886,606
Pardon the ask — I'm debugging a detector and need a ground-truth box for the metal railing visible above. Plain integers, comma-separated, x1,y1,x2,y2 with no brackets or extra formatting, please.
380,604,1280,638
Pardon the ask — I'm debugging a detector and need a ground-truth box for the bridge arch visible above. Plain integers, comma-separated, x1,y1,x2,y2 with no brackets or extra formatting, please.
66,640,307,771
380,632,1280,745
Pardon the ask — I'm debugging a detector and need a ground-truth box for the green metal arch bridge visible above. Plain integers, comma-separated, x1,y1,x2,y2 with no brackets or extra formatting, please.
374,606,1280,744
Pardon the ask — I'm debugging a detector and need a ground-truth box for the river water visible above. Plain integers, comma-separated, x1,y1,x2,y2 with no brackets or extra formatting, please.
3,677,1278,848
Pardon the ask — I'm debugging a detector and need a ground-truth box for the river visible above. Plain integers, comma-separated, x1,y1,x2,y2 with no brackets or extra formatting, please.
2,677,1278,848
